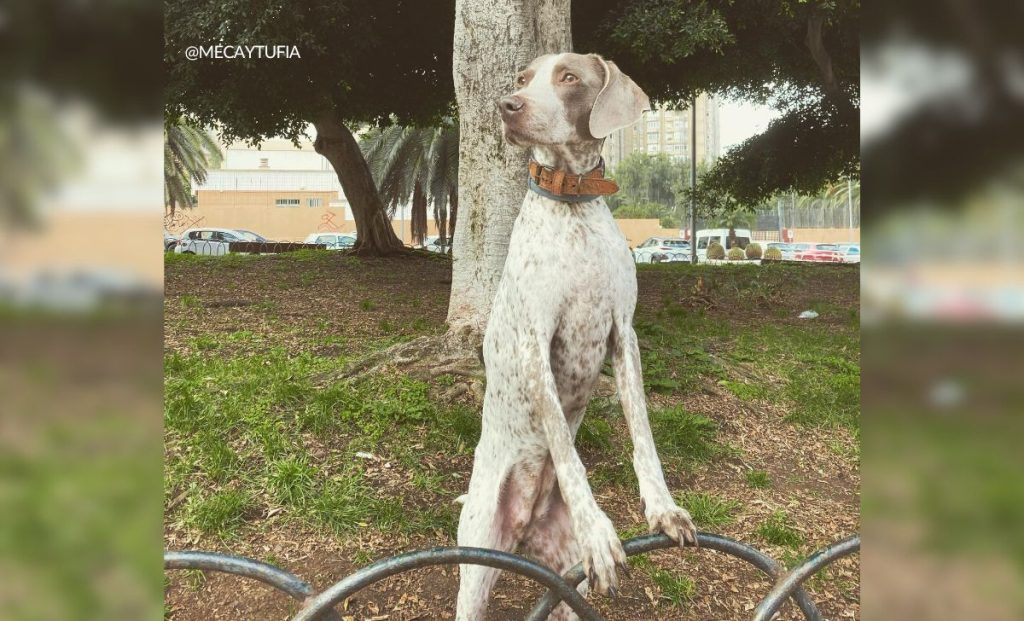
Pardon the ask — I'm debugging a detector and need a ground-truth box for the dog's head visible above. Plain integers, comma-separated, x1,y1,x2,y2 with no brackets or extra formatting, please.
497,53,650,147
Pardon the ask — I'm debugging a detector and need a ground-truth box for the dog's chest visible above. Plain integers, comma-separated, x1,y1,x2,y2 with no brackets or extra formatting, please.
503,194,632,334
505,194,633,289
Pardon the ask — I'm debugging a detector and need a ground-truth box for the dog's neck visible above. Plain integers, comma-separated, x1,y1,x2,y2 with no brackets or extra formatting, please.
531,141,605,175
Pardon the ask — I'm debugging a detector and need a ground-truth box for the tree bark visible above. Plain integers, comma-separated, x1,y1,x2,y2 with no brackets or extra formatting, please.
804,8,842,103
447,0,573,336
313,118,405,255
411,181,428,246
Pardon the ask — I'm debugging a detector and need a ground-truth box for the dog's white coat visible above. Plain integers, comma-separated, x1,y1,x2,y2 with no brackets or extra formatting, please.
456,53,696,620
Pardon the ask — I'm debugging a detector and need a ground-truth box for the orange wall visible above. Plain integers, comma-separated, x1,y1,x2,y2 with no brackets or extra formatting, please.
791,228,860,243
4,211,163,286
614,219,680,248
189,191,343,241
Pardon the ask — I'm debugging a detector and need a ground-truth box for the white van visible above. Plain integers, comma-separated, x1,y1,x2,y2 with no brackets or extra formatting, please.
694,228,753,260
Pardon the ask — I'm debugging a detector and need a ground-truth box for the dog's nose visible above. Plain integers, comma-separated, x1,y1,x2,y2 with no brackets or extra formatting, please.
497,96,525,115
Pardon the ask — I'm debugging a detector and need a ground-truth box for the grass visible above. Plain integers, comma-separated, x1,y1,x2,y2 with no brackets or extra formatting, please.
629,268,859,435
165,345,477,540
266,456,316,506
577,415,614,451
627,555,695,607
164,255,860,600
633,308,726,394
650,407,725,466
182,569,207,592
675,492,740,528
755,511,804,548
721,379,769,401
647,563,696,607
186,489,253,537
745,469,771,489
726,323,860,432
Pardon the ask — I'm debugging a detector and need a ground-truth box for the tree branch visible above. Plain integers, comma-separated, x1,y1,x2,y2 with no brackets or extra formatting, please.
804,7,842,101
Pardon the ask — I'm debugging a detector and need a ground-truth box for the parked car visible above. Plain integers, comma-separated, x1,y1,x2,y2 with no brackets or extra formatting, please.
766,242,798,260
233,229,269,242
164,230,179,252
419,235,450,253
303,232,356,250
836,243,861,263
694,228,752,261
793,243,844,262
634,237,691,263
174,227,267,255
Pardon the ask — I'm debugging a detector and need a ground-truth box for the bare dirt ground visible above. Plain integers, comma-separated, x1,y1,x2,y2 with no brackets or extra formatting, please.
164,252,860,621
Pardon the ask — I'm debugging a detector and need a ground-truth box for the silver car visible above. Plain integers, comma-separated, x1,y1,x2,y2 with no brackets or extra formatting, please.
304,232,356,250
174,228,268,255
633,237,691,263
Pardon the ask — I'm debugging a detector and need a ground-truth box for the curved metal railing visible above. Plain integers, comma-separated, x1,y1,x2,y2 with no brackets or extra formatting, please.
165,532,859,620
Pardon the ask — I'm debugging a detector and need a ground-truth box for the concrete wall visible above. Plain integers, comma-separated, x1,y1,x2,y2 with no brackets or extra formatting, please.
791,228,860,243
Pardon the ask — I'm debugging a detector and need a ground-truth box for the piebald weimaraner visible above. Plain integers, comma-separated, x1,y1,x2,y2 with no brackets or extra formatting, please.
455,52,697,620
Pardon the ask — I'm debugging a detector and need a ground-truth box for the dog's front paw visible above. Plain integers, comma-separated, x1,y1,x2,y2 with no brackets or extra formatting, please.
576,512,628,596
645,500,698,548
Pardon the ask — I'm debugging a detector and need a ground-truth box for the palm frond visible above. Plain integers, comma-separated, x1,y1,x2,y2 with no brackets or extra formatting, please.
164,117,222,213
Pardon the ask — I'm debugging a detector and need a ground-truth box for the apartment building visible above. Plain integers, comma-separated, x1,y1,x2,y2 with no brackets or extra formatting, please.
602,94,721,171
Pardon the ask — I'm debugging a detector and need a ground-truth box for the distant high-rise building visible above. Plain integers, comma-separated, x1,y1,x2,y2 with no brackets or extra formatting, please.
602,94,720,171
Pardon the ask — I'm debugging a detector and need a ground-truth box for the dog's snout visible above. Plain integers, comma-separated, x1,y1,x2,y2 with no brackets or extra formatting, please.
498,95,525,115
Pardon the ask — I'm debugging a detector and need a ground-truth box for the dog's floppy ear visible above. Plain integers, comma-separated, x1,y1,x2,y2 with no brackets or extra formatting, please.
588,56,651,139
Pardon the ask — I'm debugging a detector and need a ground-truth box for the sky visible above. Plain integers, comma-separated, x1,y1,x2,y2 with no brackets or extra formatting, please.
718,98,781,152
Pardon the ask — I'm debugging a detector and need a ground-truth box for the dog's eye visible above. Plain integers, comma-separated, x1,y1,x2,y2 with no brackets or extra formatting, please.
516,75,526,86
562,73,578,83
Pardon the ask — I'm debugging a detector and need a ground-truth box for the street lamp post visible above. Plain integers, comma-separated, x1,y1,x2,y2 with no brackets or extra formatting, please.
847,176,854,232
689,96,698,264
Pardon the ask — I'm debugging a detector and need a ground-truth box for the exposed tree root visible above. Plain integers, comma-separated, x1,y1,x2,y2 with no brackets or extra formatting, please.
316,326,487,404
317,326,627,407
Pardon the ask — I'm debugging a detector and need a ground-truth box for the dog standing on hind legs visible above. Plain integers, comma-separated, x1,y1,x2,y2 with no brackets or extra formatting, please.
455,52,697,620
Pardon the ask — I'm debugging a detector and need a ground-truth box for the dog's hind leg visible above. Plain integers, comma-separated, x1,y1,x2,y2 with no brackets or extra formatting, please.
455,460,533,621
525,336,627,595
522,483,586,621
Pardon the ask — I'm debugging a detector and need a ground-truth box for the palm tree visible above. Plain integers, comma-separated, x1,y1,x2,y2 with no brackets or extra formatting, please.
824,176,860,228
790,176,860,228
360,119,458,249
714,210,757,248
164,117,223,217
0,89,78,228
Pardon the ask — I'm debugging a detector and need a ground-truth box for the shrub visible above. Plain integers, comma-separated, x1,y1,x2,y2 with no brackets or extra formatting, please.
707,242,725,260
727,247,745,261
763,246,783,261
746,243,763,259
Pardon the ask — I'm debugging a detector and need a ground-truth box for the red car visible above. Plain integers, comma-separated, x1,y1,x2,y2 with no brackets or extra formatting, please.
793,243,844,262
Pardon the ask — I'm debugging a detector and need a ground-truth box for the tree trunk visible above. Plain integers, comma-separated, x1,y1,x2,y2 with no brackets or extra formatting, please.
447,0,573,336
447,187,458,253
411,181,428,246
313,118,405,255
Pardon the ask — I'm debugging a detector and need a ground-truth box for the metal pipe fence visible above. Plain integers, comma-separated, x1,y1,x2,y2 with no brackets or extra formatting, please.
166,531,859,620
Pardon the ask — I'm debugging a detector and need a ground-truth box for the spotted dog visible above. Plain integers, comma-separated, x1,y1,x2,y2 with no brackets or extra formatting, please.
455,53,697,620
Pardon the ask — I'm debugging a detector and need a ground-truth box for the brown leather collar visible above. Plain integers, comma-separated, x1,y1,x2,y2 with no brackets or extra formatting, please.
527,158,619,200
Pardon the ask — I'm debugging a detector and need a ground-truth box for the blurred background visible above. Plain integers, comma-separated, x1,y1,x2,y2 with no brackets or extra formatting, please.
0,1,163,620
862,1,1024,619
1,0,1022,619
